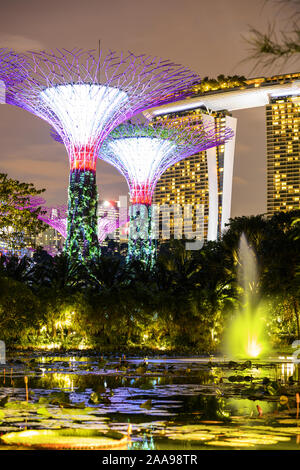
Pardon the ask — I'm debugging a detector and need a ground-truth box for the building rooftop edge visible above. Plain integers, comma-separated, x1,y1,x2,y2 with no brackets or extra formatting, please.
143,73,300,117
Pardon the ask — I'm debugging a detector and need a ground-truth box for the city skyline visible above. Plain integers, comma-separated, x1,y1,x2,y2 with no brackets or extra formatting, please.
0,0,298,220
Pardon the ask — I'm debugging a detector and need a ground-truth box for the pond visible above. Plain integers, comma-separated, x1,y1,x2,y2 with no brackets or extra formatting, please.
0,352,299,450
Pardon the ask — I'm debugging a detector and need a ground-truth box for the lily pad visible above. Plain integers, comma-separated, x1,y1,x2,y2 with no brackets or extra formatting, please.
1,428,128,449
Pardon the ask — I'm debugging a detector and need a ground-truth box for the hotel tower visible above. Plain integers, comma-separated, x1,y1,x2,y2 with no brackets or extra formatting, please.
144,73,300,241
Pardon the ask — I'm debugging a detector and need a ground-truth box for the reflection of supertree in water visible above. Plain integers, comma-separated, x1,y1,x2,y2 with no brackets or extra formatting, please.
100,120,234,265
7,48,198,261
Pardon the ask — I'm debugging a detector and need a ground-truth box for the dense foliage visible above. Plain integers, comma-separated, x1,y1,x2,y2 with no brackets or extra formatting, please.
0,210,299,353
0,173,46,250
191,75,247,95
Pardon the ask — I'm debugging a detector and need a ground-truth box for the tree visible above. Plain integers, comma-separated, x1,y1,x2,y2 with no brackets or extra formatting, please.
0,173,46,250
0,276,40,344
261,210,300,339
245,0,300,68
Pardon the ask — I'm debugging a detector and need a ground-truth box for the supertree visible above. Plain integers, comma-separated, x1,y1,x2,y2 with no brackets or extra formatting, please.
37,204,68,239
7,48,199,261
23,197,127,244
100,119,234,265
0,49,26,94
40,204,125,244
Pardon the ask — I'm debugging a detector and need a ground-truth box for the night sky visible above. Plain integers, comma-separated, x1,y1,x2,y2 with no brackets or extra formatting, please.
0,0,298,217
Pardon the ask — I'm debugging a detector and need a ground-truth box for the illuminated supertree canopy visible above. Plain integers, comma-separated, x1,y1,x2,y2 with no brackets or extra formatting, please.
40,204,124,244
100,119,234,265
7,48,199,262
0,49,26,95
37,204,68,239
14,196,67,249
22,196,126,245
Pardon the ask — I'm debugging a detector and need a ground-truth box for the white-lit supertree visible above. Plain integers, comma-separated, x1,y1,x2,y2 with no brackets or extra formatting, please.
100,119,234,265
7,48,198,261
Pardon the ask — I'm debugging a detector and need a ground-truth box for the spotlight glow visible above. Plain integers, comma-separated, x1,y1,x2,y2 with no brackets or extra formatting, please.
107,136,176,204
247,336,262,358
40,84,128,147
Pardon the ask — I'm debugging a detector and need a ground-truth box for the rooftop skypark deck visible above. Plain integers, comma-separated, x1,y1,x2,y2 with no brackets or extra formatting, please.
144,73,300,116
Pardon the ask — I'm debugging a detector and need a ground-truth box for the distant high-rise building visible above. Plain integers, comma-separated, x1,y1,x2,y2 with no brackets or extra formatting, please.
35,227,63,255
145,72,300,238
266,95,300,217
152,109,236,241
97,200,120,244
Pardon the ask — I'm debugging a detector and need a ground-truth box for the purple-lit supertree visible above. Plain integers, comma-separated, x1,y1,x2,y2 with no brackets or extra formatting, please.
0,49,26,95
24,196,127,246
100,119,234,265
16,196,66,235
7,48,199,261
40,204,125,244
38,204,68,239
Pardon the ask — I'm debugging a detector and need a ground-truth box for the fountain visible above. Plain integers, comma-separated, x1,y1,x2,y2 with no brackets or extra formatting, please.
224,233,270,359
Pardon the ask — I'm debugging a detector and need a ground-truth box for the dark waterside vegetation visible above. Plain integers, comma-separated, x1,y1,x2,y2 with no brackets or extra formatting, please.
1,211,300,353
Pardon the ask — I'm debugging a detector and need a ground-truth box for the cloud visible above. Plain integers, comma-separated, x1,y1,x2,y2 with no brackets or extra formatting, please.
0,34,45,52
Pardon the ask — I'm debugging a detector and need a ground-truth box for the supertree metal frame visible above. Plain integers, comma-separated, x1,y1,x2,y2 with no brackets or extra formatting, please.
100,119,234,265
23,196,127,245
0,49,26,93
15,195,66,236
7,48,199,261
37,204,68,239
40,204,125,243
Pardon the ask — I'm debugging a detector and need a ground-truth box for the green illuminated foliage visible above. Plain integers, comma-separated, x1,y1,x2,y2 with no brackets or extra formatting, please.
0,173,46,250
127,204,156,267
65,170,99,262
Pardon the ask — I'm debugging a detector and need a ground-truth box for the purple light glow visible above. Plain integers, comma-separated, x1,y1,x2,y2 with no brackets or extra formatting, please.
7,48,199,259
19,197,127,244
8,48,200,170
0,49,27,94
100,119,234,206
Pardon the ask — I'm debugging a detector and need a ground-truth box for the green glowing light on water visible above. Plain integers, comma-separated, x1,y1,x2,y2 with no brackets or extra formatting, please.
225,305,271,359
224,233,271,360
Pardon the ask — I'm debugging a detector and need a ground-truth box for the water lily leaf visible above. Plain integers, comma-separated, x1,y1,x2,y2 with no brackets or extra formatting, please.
0,396,9,407
140,399,152,410
4,401,36,410
280,396,289,405
136,366,147,374
168,431,215,441
0,428,127,449
37,407,51,416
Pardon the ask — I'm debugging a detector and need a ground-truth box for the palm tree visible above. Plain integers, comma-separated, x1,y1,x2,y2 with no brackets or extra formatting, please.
261,210,300,339
0,254,33,284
